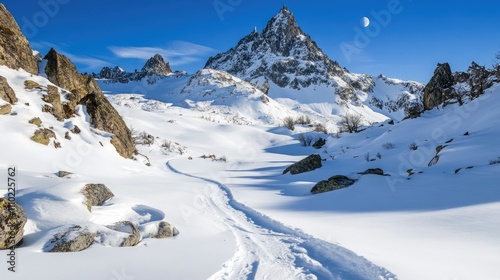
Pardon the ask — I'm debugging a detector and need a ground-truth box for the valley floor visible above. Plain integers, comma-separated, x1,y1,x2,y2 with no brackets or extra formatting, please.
2,89,500,279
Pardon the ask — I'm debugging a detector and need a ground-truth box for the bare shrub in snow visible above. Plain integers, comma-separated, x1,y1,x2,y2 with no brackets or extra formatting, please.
313,123,328,134
339,113,363,133
489,157,500,165
296,115,311,125
409,142,418,151
298,134,313,147
283,117,295,131
364,153,370,162
382,142,396,149
376,152,382,159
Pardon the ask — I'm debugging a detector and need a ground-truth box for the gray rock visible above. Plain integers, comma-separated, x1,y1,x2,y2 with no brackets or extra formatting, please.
0,103,11,115
81,184,114,212
0,4,38,75
312,138,326,149
283,154,322,175
0,198,27,249
358,168,387,176
108,221,141,247
428,155,440,167
311,175,356,194
423,63,454,110
47,225,96,252
0,76,17,104
153,221,179,238
56,171,72,178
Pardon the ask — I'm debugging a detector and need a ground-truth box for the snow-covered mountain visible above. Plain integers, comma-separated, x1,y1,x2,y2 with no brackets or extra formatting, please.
93,54,187,85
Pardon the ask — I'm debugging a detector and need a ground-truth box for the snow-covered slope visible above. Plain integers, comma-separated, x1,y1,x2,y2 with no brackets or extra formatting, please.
0,64,395,279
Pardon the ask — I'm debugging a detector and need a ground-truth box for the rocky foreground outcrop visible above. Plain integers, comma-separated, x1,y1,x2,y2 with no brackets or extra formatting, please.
423,63,454,110
0,198,27,249
44,48,136,158
0,4,38,75
0,76,17,104
283,154,322,175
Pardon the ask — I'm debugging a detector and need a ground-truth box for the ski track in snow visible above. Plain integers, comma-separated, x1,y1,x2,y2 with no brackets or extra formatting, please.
166,161,396,280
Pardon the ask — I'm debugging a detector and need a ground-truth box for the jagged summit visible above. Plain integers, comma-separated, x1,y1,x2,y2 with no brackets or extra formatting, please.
204,7,357,101
93,54,183,84
142,54,172,76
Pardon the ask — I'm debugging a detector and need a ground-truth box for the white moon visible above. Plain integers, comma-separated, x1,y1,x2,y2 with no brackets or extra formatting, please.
362,17,370,28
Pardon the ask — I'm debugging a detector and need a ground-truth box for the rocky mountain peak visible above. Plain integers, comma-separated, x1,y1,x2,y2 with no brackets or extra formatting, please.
142,54,172,76
205,7,356,100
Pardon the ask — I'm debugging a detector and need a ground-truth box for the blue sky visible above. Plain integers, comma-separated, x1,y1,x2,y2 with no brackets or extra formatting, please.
3,0,500,83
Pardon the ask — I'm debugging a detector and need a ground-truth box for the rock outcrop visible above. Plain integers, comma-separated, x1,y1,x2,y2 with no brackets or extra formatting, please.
0,4,38,75
44,48,135,158
152,221,179,238
92,54,182,85
41,85,64,121
358,168,386,176
0,76,17,104
47,225,96,252
108,221,141,247
423,63,454,110
283,154,322,175
311,175,356,194
0,198,27,249
0,103,11,115
142,54,172,76
81,184,114,212
30,128,56,145
80,92,136,158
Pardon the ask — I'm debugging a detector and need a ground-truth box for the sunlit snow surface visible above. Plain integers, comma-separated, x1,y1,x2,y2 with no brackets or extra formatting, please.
1,65,500,279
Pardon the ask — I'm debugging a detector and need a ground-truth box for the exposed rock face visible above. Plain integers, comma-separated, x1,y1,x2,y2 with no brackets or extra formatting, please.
93,54,182,85
283,154,322,175
205,6,362,101
152,221,179,238
423,63,454,110
47,225,96,252
312,138,326,149
81,184,114,212
358,168,387,176
108,221,141,247
30,128,56,145
0,103,11,115
142,54,172,76
0,4,38,75
56,171,72,178
42,85,64,121
311,175,356,194
0,76,17,104
28,117,42,127
44,48,135,158
0,198,27,249
80,92,136,158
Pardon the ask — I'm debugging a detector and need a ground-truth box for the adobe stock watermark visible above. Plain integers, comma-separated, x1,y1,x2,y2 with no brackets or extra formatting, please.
340,0,404,63
21,0,70,39
213,0,242,21
6,166,18,273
